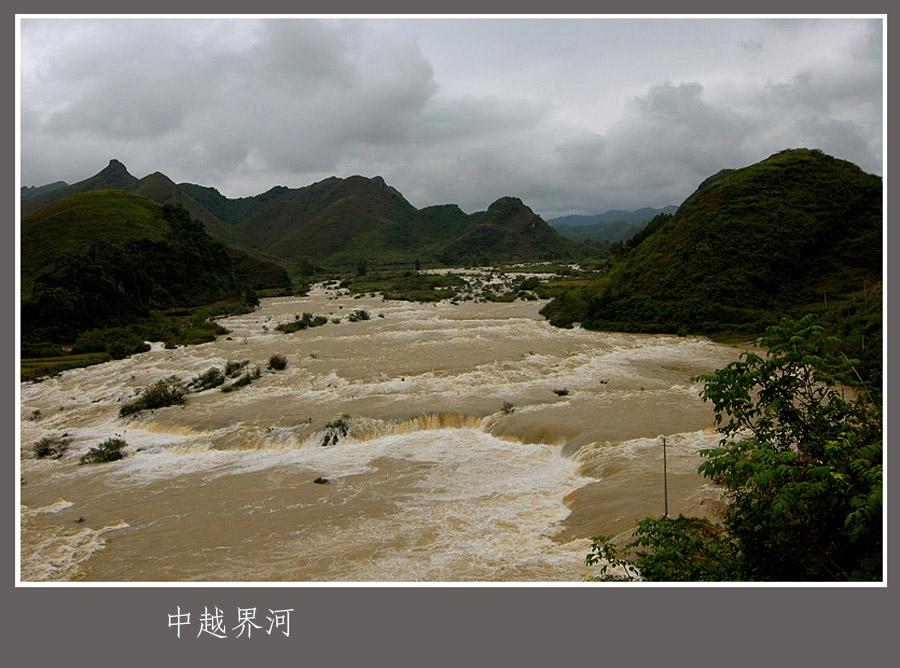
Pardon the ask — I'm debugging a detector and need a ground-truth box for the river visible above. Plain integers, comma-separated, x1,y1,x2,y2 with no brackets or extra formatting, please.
19,279,743,582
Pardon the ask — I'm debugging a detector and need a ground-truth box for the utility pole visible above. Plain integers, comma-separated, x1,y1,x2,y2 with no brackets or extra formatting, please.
659,435,670,517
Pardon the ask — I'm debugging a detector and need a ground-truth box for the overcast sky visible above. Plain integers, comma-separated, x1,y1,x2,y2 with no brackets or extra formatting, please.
19,17,883,219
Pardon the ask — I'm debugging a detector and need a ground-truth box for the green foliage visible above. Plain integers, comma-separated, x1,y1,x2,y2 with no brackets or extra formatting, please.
298,256,317,277
501,401,514,414
242,286,260,308
227,247,293,293
22,197,242,356
71,327,151,359
119,376,187,416
221,366,261,392
321,415,351,446
32,435,71,460
585,535,640,582
224,360,249,377
347,309,370,322
543,150,882,343
356,257,368,276
592,516,742,582
345,271,466,302
268,354,287,370
275,312,328,333
696,315,882,581
21,352,111,381
79,438,126,465
589,315,882,582
189,367,226,391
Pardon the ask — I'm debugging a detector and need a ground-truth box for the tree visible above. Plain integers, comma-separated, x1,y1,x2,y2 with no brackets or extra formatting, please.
298,256,316,277
698,315,881,581
242,286,259,308
356,257,367,277
588,315,882,581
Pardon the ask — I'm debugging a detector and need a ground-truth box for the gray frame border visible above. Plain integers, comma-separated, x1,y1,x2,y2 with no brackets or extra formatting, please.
5,2,895,665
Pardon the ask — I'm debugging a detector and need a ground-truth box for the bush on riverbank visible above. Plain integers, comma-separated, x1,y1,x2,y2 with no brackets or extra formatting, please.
268,354,287,370
79,438,127,464
221,366,261,392
119,376,187,416
189,367,226,391
587,315,882,582
32,435,71,460
276,312,328,333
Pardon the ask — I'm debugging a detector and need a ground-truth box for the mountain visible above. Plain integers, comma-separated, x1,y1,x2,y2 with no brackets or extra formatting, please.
540,149,882,339
231,175,419,262
548,205,679,228
21,191,290,346
434,197,579,263
22,161,592,268
549,206,679,245
21,181,68,200
184,178,583,265
20,161,288,281
21,159,138,215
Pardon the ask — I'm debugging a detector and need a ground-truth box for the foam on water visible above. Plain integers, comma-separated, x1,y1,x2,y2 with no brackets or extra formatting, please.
249,429,596,581
20,291,745,581
21,500,129,581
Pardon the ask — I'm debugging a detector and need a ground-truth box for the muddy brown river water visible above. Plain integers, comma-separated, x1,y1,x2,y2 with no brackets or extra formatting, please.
19,281,744,582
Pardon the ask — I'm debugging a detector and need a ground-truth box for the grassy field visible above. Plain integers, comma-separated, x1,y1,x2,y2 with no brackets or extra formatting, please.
21,352,111,381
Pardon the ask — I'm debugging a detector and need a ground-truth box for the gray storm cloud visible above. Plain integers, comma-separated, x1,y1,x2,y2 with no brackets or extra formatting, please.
20,18,883,218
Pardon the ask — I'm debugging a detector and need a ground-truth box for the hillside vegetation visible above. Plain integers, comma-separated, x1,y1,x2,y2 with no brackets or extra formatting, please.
24,160,594,272
542,149,881,326
21,193,286,368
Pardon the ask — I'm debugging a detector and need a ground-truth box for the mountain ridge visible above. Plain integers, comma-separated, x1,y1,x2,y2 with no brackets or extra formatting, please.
23,160,589,267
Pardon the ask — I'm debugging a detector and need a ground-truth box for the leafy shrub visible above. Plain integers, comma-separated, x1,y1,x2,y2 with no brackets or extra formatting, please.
221,366,261,392
79,438,126,464
33,435,71,459
321,415,351,446
586,517,741,582
501,401,514,414
348,309,370,322
190,367,225,391
553,388,569,396
588,315,883,582
276,313,328,333
268,354,287,371
225,360,249,377
242,286,260,308
119,376,187,416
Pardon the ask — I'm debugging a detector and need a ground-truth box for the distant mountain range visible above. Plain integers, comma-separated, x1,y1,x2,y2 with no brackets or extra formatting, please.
21,181,68,200
548,206,680,228
22,160,589,268
547,206,679,245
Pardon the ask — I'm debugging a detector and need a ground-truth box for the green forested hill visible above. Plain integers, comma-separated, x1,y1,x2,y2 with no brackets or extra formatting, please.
21,191,171,298
436,197,580,263
21,192,289,349
23,160,590,269
230,175,419,262
541,148,882,338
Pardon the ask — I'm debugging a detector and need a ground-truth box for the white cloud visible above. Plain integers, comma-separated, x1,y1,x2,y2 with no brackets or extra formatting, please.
20,17,883,219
